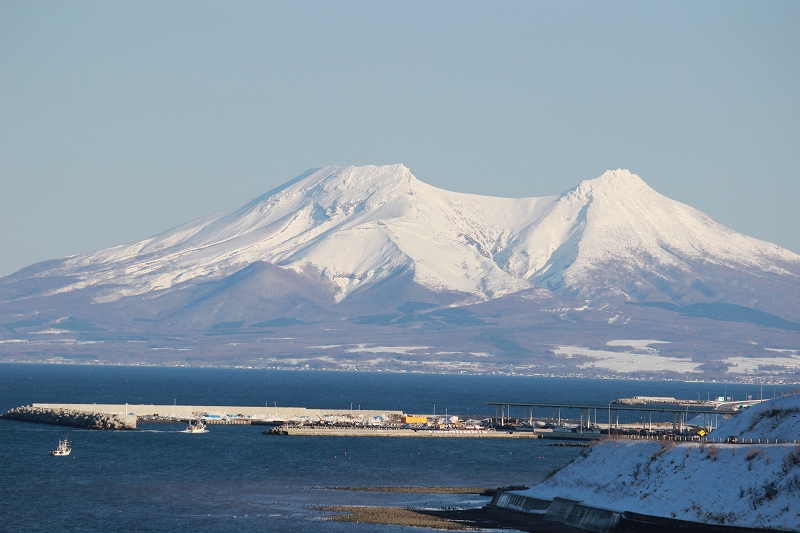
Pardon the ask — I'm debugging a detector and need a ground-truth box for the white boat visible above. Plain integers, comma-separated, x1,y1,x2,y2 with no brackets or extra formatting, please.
50,438,71,456
183,419,207,433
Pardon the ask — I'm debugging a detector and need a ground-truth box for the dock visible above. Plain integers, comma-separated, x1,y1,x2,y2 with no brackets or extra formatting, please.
266,427,539,438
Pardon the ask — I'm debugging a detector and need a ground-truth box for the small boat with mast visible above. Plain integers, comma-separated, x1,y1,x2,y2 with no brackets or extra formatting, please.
183,418,207,433
50,438,71,456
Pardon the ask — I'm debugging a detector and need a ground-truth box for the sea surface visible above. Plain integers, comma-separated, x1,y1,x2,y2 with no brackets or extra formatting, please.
0,364,792,533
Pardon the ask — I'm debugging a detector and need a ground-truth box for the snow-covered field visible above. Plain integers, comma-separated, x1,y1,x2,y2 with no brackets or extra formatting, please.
553,345,702,374
344,345,431,354
725,355,800,374
519,393,800,530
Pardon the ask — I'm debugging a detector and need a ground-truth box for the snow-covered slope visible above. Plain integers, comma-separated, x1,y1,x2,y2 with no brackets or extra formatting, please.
712,393,800,443
6,164,800,307
520,394,800,530
522,439,800,530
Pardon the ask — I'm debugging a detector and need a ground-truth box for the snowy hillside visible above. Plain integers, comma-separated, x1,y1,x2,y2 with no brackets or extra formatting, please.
519,394,800,530
5,164,800,308
712,393,800,443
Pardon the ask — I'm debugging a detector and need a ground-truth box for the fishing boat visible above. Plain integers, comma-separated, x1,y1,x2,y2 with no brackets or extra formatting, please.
183,419,207,433
50,438,71,456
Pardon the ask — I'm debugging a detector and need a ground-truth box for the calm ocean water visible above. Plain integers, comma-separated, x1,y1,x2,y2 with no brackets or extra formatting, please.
0,364,792,533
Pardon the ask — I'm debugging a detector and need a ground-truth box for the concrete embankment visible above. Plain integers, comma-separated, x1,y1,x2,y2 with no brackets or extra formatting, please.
1,405,136,430
488,492,775,533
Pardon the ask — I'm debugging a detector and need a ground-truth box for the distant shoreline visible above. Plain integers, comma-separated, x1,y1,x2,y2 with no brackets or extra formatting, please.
1,360,795,385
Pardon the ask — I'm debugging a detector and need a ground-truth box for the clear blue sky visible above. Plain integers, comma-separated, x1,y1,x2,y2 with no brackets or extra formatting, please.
1,1,798,277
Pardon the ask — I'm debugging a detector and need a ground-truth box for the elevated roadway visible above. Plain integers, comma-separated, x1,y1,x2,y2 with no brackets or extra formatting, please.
486,401,742,433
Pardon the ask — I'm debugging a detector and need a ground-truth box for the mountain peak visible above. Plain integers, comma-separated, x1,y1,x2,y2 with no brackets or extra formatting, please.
327,164,413,185
310,164,416,202
576,169,649,196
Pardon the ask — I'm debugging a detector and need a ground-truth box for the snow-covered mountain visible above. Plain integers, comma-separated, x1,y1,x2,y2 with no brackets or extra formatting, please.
4,164,800,313
3,164,800,377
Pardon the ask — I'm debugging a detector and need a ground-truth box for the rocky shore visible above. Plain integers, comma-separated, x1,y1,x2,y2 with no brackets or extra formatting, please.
1,405,136,430
321,504,586,532
328,486,488,494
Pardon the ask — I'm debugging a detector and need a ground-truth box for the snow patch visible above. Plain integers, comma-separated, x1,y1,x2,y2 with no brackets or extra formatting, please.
31,328,72,335
607,339,671,348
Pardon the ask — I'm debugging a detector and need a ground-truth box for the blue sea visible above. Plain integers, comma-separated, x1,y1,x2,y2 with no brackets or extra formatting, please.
0,364,791,532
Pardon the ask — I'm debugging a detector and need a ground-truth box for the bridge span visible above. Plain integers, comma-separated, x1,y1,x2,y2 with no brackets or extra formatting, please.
486,400,743,434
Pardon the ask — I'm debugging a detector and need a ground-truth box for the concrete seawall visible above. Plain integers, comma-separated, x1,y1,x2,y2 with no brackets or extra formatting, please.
2,405,136,430
488,492,779,533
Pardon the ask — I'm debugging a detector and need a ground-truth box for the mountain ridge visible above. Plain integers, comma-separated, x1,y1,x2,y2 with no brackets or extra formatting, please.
4,165,798,314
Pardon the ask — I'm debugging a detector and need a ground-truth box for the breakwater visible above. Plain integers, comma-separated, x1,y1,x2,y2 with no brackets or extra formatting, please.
30,403,403,420
1,405,136,430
